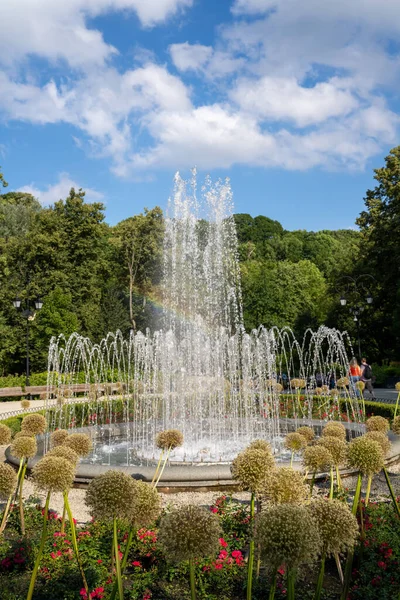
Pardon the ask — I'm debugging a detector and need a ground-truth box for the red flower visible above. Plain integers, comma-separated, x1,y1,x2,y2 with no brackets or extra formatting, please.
231,550,242,559
377,561,387,569
218,538,228,548
218,550,228,559
132,561,142,568
214,563,223,570
210,507,218,513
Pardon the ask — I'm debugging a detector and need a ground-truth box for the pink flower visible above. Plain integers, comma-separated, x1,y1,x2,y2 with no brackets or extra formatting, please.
218,538,228,548
132,561,142,568
218,550,228,559
210,507,218,513
214,563,223,570
231,550,242,559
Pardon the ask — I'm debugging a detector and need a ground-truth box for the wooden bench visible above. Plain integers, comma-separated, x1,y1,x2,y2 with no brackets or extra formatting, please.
0,387,24,397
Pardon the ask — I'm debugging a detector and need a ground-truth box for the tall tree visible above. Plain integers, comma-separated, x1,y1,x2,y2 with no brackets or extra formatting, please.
0,166,8,188
111,207,164,330
356,146,400,358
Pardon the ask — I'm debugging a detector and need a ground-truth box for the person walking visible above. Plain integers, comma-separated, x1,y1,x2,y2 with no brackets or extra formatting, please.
348,358,362,398
360,357,376,399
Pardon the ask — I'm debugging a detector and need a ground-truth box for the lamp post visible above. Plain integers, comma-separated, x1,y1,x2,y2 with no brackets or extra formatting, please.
13,293,43,388
336,274,375,359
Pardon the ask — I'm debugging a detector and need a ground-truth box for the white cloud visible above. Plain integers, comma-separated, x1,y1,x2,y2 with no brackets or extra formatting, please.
231,0,278,15
231,76,359,126
19,173,104,206
170,43,213,71
0,0,193,68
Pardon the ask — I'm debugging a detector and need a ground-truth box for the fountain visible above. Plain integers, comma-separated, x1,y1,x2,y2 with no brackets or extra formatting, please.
42,171,363,483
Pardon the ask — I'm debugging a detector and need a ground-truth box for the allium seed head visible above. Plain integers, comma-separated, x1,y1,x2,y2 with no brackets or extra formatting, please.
355,381,365,391
155,429,184,450
10,435,37,459
0,463,17,499
231,447,275,493
33,456,75,493
317,437,347,466
303,445,334,472
21,413,47,436
263,467,308,505
248,439,272,453
130,481,161,528
0,424,11,446
347,436,384,476
47,446,79,465
395,382,400,391
321,385,329,394
392,416,400,435
365,431,391,457
20,399,30,410
296,426,315,444
255,504,321,570
50,429,69,448
13,431,34,440
64,433,92,457
85,470,136,522
337,377,349,388
284,432,307,453
322,422,346,441
315,387,323,396
158,505,222,562
366,416,389,434
309,498,359,557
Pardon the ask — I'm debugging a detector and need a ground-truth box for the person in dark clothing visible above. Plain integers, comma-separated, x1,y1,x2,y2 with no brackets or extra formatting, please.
360,357,375,399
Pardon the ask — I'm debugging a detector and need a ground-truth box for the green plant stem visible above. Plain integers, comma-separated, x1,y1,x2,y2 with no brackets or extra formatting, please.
246,493,255,600
113,517,124,600
329,466,334,500
290,451,294,468
365,475,372,505
151,450,164,486
287,568,296,600
314,555,326,600
269,571,277,600
18,460,27,535
336,465,342,491
61,504,66,534
110,527,134,600
334,553,344,585
154,446,172,487
383,467,400,518
0,494,12,534
394,391,400,419
341,473,362,600
189,557,196,600
63,491,89,596
26,492,51,600
310,471,316,497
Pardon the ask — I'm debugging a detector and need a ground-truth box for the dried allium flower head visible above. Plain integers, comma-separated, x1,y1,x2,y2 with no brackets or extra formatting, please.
355,381,365,392
0,463,17,499
273,383,283,393
303,445,333,473
21,413,47,436
130,481,161,528
321,385,329,394
392,416,400,435
366,416,389,434
289,378,300,389
10,435,37,459
296,426,315,444
13,431,34,440
155,429,184,450
85,470,136,522
64,433,92,457
336,377,349,388
0,423,12,446
21,399,30,410
255,504,321,570
50,429,69,448
322,422,346,441
56,396,65,407
33,456,75,493
47,445,79,465
347,436,384,476
309,498,359,557
284,432,307,453
248,439,272,453
158,505,222,562
329,388,338,396
396,382,400,391
315,387,323,396
365,431,391,457
231,447,275,492
317,437,347,466
263,467,308,505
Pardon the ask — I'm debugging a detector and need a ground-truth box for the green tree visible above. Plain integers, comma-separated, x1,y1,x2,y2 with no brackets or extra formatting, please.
111,207,164,330
0,166,8,188
356,146,400,358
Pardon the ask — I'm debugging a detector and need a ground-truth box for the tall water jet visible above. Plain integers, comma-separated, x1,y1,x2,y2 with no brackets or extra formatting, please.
45,172,362,465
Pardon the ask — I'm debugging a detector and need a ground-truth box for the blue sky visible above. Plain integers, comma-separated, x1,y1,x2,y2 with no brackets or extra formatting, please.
0,0,399,231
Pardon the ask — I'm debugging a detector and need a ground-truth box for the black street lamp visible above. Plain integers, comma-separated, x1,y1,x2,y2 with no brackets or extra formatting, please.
335,274,376,359
12,291,44,387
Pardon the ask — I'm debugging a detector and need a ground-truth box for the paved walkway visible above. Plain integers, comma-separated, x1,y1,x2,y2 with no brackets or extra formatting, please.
0,399,46,415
